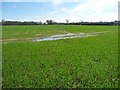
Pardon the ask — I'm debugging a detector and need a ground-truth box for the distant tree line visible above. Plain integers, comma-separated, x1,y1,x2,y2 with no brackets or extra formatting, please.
0,19,119,26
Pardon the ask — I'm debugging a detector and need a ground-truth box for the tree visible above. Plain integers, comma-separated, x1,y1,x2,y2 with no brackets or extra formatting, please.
2,19,5,23
46,20,54,25
65,19,69,24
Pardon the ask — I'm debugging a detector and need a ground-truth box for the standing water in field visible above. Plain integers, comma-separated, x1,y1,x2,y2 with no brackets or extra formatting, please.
33,33,97,42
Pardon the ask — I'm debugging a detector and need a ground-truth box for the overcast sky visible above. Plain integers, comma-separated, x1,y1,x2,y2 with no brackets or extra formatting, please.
1,0,119,22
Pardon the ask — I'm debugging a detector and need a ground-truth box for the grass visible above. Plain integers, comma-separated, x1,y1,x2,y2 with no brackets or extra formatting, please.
2,25,118,88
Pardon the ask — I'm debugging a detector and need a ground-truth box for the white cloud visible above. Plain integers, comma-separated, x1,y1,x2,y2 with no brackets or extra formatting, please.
50,0,63,5
73,0,118,13
71,0,118,21
1,0,81,2
47,0,118,22
48,7,67,15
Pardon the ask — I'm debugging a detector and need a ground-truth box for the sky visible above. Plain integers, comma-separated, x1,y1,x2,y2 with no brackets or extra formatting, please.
1,0,119,22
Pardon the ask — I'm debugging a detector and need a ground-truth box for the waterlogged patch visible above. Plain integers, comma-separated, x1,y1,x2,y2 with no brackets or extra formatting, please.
33,31,112,42
33,32,98,42
2,31,111,43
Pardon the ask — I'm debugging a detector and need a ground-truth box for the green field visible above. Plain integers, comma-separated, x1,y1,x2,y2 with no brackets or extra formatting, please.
2,25,118,88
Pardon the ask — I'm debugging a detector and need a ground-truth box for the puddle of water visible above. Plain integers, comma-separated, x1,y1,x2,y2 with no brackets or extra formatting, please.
33,33,97,42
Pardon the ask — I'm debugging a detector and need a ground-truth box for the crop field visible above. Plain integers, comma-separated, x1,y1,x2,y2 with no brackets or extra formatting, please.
2,25,118,88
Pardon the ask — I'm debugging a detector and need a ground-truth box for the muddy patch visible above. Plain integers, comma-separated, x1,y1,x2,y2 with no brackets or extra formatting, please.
1,38,33,44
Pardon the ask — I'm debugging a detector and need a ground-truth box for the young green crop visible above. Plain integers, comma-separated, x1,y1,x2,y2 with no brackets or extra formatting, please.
2,25,118,88
2,25,117,39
